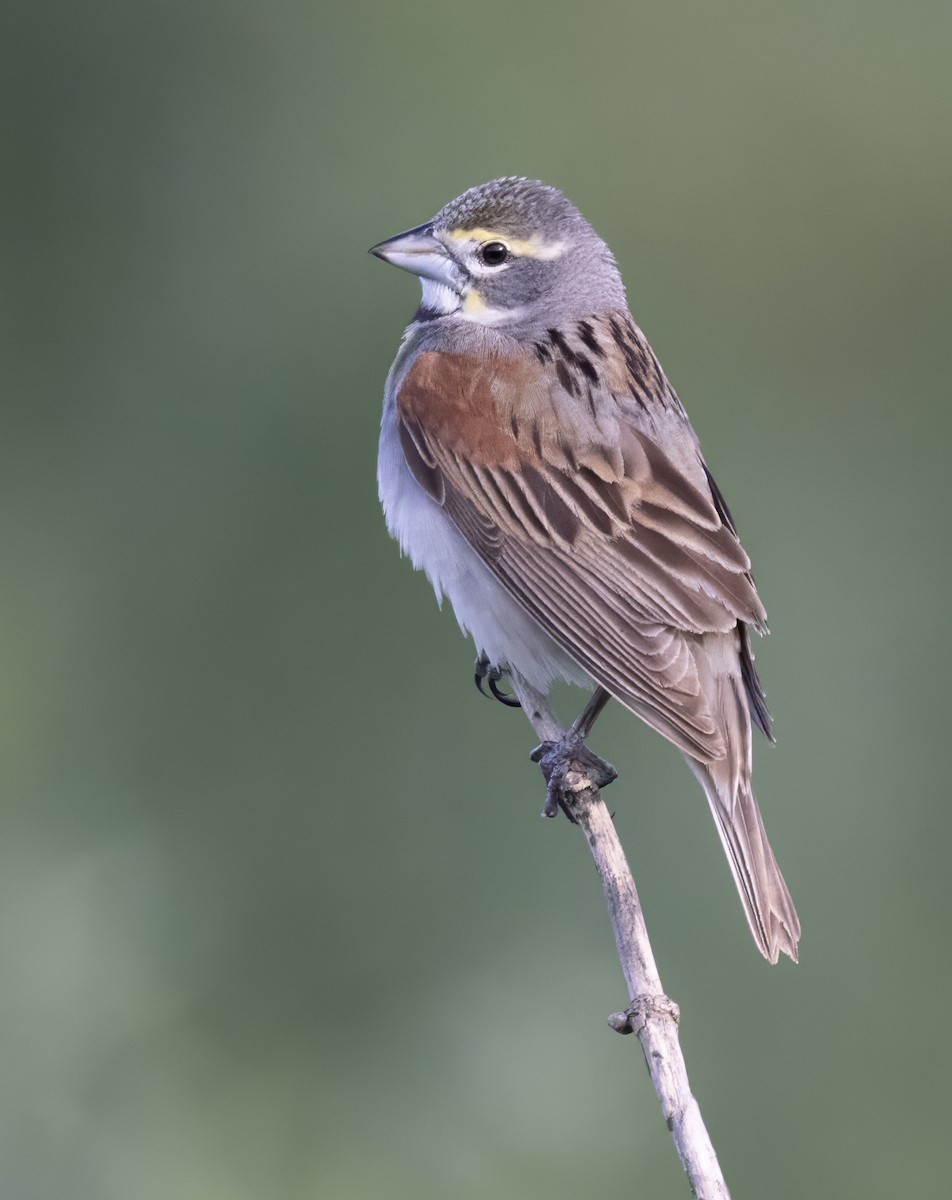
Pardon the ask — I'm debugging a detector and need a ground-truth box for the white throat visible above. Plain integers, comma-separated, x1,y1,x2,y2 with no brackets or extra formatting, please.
420,278,460,316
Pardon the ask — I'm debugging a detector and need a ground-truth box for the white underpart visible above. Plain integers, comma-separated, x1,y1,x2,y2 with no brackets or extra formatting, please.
378,394,591,694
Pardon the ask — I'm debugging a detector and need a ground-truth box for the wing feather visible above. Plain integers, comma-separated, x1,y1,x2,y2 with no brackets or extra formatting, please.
395,317,768,761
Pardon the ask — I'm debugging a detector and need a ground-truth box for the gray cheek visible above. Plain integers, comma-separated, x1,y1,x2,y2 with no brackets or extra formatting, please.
485,259,554,309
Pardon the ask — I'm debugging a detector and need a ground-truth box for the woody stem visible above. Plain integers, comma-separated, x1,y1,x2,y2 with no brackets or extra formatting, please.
510,670,732,1200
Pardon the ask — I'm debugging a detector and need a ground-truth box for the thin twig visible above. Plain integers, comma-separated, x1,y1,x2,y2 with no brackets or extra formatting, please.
511,672,730,1200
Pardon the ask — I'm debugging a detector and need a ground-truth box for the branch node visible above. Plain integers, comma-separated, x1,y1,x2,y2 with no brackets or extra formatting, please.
608,994,681,1036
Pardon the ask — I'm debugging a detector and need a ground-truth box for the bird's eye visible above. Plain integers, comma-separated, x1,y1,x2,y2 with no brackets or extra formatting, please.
479,241,510,266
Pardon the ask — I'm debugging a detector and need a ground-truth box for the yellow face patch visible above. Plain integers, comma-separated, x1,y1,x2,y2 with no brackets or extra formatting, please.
458,287,523,326
463,290,486,314
447,227,566,260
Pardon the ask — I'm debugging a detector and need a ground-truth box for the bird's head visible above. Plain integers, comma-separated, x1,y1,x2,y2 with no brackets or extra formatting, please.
370,177,626,333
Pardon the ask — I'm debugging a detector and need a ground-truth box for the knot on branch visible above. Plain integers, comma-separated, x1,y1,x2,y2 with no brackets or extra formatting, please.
530,735,617,821
608,994,681,1036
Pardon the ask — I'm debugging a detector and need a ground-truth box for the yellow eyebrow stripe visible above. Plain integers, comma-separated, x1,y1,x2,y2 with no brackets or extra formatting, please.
448,227,566,260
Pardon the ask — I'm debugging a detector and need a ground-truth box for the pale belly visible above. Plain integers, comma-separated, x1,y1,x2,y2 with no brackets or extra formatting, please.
377,404,590,695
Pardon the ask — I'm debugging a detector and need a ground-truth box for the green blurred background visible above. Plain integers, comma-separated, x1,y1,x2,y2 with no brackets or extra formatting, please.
2,1,950,1196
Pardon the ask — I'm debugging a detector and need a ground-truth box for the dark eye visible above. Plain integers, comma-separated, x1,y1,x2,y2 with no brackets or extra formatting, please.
479,241,510,266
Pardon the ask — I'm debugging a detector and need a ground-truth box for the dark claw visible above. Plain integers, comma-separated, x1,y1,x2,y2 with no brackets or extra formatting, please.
474,654,521,708
489,676,521,708
474,653,491,699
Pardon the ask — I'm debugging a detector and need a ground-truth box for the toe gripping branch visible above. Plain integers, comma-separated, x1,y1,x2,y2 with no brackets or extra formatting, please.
474,654,521,708
528,686,616,821
530,733,617,823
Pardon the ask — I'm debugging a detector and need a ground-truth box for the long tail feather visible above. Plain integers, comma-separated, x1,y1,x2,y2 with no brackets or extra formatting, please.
686,640,800,963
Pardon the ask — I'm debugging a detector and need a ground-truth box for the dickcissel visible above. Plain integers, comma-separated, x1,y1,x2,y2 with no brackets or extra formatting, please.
371,178,799,963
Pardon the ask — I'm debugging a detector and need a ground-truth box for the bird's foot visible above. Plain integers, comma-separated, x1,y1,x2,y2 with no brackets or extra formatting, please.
474,654,521,708
530,732,617,822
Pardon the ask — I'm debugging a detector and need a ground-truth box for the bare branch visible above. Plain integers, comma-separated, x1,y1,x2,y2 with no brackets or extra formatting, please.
511,671,731,1200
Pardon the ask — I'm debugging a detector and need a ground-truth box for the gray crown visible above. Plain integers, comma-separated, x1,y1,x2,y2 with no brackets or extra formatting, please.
434,177,585,241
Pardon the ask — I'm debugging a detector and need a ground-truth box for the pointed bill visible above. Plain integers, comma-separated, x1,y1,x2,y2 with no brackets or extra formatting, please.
369,223,462,290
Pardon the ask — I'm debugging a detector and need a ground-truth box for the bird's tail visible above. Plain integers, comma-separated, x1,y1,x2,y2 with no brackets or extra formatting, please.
686,647,800,964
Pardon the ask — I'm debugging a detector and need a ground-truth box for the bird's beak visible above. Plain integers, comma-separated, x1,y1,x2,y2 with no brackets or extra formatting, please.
369,223,461,290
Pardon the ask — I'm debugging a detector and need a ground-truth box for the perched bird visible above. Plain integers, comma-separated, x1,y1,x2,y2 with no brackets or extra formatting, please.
371,178,800,963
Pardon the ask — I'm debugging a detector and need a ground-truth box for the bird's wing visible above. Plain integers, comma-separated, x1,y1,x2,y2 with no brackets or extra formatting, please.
395,315,767,761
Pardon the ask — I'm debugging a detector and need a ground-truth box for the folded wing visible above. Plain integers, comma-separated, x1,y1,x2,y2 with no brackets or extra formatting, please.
395,316,769,762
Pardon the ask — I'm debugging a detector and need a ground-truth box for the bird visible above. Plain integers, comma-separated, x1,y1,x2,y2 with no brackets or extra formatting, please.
370,177,800,963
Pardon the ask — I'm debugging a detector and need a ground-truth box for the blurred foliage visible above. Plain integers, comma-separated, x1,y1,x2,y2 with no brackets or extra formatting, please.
1,1,950,1197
